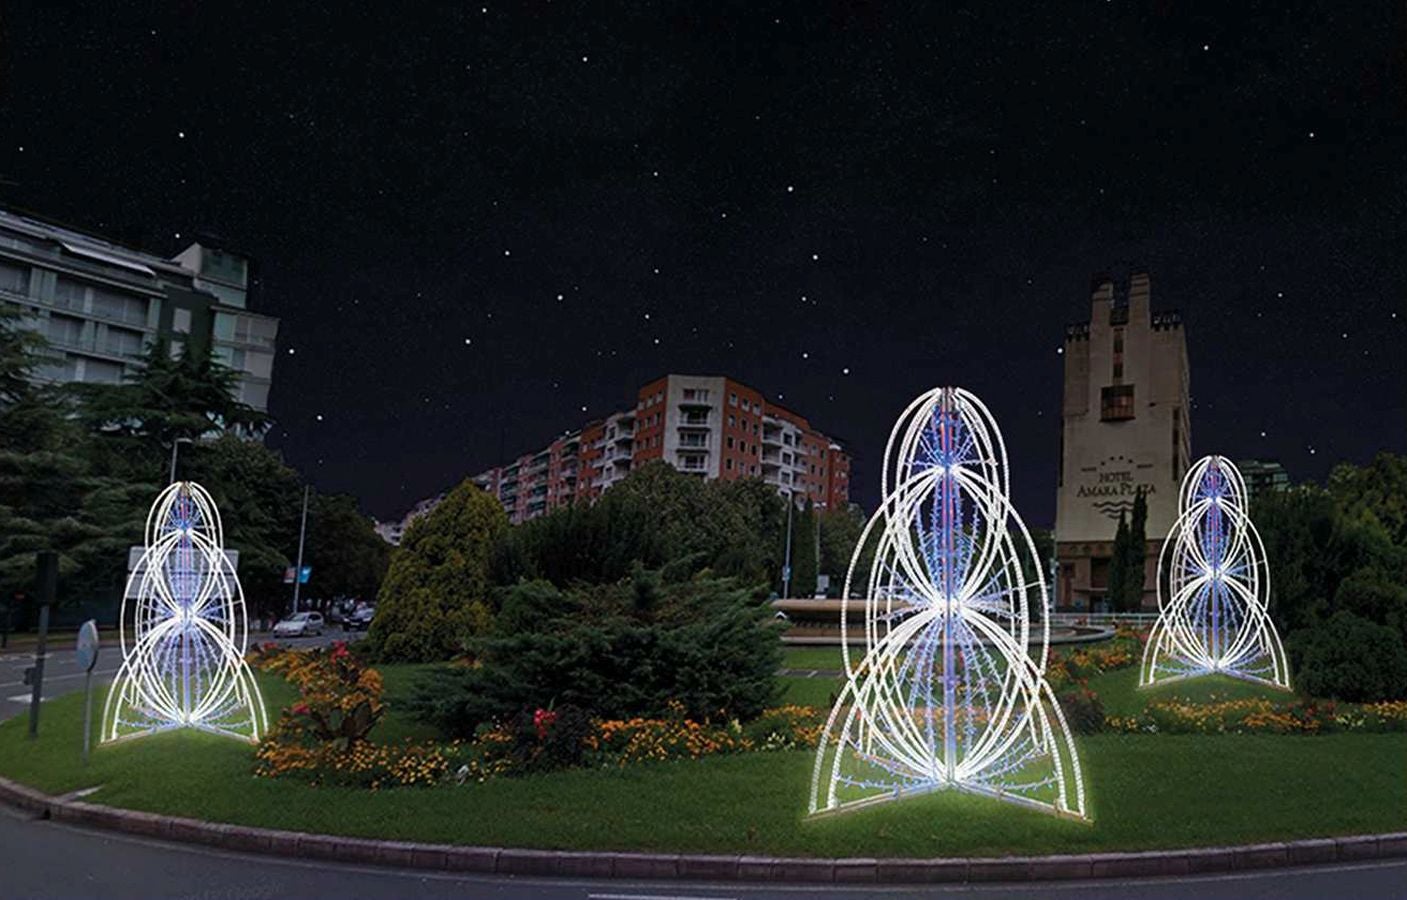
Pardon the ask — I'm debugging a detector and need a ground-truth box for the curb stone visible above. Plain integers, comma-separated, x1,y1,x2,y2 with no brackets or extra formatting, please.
1,775,1404,884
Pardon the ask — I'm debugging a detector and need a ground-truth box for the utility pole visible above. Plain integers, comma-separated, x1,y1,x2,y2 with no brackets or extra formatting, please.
782,489,794,599
26,551,57,739
291,486,310,614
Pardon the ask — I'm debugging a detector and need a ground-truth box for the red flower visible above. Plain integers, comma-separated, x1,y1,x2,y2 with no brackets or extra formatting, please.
533,708,557,740
291,702,310,715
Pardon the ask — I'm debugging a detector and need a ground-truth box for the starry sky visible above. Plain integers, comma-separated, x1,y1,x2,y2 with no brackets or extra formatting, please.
1,2,1403,524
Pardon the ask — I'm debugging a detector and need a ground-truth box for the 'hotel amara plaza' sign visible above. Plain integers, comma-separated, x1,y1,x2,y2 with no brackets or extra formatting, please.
1076,455,1159,522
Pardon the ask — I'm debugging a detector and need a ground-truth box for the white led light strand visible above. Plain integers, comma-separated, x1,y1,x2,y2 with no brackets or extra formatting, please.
103,481,267,743
1140,456,1290,690
810,387,1087,820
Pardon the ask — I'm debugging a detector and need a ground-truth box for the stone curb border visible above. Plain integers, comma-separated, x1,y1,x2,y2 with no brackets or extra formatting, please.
2,776,1404,884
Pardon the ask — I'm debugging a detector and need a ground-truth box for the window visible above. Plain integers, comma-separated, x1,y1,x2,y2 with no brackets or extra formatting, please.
725,459,733,471
47,314,86,345
1100,384,1135,421
728,414,736,427
729,393,738,406
0,261,29,295
91,286,148,326
726,436,734,449
103,326,143,356
172,308,192,334
1112,328,1125,381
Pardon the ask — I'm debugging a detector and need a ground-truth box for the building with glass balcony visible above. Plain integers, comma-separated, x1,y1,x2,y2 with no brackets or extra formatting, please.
0,205,278,412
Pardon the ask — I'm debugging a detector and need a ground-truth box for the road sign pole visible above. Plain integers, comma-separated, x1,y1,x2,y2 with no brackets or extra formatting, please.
76,619,100,765
27,551,57,740
82,670,93,764
291,486,310,614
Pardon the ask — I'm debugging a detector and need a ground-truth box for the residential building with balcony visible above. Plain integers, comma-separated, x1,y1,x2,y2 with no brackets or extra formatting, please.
463,373,850,525
0,206,278,412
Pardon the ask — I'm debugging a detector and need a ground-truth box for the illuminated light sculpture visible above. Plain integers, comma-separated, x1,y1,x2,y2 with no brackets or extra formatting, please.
810,387,1087,820
103,481,267,743
1141,456,1290,690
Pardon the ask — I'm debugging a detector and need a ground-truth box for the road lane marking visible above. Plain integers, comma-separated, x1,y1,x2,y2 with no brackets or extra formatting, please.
588,895,738,900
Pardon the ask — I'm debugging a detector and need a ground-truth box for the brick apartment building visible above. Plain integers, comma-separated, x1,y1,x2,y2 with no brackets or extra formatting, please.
457,374,850,526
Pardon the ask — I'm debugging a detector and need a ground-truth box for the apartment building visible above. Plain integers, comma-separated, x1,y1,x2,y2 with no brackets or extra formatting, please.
0,205,278,411
463,373,850,525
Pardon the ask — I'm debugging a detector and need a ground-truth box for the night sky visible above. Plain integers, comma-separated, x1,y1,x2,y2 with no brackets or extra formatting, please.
1,3,1403,524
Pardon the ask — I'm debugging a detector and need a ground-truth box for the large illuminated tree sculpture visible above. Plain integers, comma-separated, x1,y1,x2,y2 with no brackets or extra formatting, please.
1141,456,1290,690
810,387,1087,820
103,481,267,743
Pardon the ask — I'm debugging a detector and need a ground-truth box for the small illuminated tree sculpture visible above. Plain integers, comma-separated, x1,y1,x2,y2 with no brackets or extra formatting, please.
103,481,267,743
1141,456,1290,689
810,387,1087,820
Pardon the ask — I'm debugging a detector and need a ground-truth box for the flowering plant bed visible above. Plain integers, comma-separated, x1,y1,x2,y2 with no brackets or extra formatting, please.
1108,698,1407,735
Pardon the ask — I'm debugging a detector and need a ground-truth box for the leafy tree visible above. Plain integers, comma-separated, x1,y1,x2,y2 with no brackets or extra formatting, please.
410,569,782,736
819,505,872,596
69,339,269,481
183,434,302,619
1289,611,1407,702
788,498,818,598
1333,569,1407,649
304,492,390,602
1328,453,1407,548
366,480,508,661
496,462,786,589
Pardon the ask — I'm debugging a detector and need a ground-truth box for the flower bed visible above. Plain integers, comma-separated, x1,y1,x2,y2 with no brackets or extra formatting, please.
252,643,448,788
1107,698,1407,735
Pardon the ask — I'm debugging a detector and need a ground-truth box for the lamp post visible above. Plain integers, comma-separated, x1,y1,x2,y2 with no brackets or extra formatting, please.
782,488,794,599
168,436,194,484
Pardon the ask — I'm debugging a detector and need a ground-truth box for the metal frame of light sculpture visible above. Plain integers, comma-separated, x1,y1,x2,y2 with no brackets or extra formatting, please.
1141,456,1290,690
103,481,267,743
810,387,1087,820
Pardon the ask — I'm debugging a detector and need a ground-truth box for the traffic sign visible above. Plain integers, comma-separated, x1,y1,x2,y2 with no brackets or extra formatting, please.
283,566,313,584
76,619,100,673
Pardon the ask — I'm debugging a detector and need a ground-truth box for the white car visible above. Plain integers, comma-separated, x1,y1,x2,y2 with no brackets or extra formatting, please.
273,612,325,637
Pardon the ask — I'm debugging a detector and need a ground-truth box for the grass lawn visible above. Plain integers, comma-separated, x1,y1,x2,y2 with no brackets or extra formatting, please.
780,645,848,671
1090,666,1298,718
2,670,1404,858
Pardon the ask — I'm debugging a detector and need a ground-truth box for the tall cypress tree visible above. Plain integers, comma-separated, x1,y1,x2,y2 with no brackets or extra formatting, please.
1106,510,1130,612
1126,489,1148,611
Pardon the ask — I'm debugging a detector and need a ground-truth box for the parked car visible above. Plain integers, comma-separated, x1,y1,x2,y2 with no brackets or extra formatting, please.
343,605,375,632
273,612,325,637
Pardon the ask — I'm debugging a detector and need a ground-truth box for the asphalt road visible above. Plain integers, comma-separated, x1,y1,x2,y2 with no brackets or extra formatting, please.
0,631,343,724
3,804,1406,900
4,636,1406,898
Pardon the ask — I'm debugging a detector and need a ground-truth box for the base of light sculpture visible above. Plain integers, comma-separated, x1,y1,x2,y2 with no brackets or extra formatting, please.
810,387,1087,822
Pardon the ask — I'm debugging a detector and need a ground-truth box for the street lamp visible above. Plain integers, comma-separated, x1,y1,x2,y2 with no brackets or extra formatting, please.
782,487,795,599
168,437,194,484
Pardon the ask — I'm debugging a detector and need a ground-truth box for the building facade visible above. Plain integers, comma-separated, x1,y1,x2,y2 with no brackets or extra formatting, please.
455,373,850,526
0,206,278,411
1054,272,1190,611
1238,459,1289,498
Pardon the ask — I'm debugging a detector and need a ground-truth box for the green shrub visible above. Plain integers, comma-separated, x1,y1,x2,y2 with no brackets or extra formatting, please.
1290,610,1407,702
365,480,508,662
1057,687,1105,734
410,570,782,737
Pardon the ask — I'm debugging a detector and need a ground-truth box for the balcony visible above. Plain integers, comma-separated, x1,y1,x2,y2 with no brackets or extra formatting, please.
678,411,710,427
678,434,709,449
